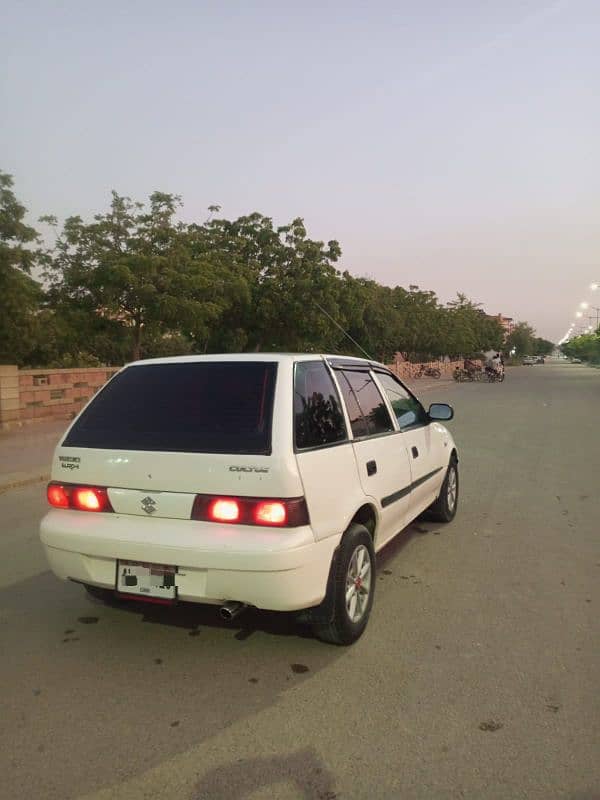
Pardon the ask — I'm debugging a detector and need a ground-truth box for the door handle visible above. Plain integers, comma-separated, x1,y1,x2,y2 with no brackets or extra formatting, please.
411,446,419,458
366,460,377,476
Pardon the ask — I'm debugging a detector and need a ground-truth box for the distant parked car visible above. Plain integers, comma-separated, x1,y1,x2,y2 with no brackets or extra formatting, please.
570,358,582,364
522,356,536,365
535,356,545,364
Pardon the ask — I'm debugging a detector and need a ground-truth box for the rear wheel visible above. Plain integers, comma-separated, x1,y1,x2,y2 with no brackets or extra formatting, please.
425,459,459,523
312,524,375,645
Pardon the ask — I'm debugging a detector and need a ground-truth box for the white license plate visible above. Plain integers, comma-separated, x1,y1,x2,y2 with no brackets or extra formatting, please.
116,560,177,600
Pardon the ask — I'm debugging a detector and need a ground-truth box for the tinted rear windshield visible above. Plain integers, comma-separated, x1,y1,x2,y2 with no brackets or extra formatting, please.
63,362,277,454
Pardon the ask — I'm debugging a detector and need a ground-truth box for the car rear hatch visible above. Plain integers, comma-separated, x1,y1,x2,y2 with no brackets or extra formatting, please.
53,360,304,518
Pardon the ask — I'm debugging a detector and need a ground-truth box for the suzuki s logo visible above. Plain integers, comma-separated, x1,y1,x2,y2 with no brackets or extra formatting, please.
141,496,157,515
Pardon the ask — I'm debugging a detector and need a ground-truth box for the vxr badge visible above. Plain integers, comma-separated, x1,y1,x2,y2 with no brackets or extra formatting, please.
141,496,157,515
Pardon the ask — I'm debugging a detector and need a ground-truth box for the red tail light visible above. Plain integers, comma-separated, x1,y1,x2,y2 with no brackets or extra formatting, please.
255,501,286,525
209,498,240,522
47,482,113,512
191,495,309,527
47,484,69,508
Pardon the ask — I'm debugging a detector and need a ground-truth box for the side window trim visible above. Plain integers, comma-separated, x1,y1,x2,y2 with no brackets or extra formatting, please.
324,362,354,442
369,370,402,433
338,368,395,440
336,370,369,439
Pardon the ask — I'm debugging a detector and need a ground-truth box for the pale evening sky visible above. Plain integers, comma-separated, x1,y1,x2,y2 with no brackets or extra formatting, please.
2,0,599,342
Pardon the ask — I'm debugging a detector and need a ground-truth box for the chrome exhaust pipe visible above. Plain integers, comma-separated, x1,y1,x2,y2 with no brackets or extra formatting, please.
219,601,247,622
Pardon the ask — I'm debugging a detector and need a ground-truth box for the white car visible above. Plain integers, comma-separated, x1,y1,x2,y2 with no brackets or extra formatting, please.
40,354,459,645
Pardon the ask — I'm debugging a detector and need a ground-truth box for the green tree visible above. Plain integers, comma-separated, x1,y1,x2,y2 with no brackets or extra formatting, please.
45,192,230,361
0,170,46,365
562,333,600,364
532,337,554,356
197,213,343,353
506,322,536,357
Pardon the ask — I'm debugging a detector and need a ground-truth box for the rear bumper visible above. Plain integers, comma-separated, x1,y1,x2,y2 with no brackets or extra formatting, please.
40,510,338,611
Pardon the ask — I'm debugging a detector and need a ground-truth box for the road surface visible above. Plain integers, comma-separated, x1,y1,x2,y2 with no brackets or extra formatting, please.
0,361,598,800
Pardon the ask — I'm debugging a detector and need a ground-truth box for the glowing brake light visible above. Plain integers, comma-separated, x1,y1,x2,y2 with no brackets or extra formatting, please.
255,501,286,525
72,487,108,512
46,482,113,512
191,495,309,527
209,499,240,522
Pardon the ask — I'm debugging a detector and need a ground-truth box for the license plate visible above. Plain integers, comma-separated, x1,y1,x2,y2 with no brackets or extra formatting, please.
116,560,177,600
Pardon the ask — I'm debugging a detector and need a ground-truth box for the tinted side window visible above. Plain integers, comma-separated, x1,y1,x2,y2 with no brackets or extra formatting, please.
338,370,394,437
294,362,347,449
375,372,428,431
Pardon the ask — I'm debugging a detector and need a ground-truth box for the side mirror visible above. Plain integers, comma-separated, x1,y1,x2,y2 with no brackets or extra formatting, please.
428,403,454,421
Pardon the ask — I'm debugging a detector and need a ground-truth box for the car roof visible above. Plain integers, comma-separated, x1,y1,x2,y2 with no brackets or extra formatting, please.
125,353,388,369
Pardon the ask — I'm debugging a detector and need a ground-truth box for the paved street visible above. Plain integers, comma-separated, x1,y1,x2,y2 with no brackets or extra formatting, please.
0,361,598,800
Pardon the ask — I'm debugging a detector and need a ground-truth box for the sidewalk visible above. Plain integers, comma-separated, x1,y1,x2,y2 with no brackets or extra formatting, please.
0,378,455,493
0,418,68,493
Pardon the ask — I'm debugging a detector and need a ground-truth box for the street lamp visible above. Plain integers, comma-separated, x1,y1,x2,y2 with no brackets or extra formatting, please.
580,302,589,309
591,283,599,291
575,311,583,318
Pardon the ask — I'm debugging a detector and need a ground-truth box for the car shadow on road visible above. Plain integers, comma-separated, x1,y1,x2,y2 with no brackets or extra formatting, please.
192,747,338,800
0,569,348,800
377,516,442,570
93,590,316,641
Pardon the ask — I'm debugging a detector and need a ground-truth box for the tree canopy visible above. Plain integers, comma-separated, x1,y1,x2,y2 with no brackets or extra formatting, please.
0,172,550,367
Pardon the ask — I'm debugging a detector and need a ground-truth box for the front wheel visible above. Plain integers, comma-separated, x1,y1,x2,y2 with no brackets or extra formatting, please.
312,524,375,645
425,459,459,523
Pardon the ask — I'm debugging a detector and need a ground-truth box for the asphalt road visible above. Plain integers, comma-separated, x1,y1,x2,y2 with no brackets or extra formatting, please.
0,361,598,800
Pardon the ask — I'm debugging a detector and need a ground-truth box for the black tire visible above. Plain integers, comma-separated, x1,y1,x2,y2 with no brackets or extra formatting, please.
429,368,441,379
84,584,116,603
312,524,375,646
425,459,459,523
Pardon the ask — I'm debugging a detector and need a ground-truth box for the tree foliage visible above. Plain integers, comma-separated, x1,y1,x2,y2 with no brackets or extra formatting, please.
0,171,45,363
561,331,600,363
0,173,550,367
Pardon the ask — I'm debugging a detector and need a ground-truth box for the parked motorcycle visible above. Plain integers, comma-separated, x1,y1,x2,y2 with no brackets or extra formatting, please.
415,364,441,379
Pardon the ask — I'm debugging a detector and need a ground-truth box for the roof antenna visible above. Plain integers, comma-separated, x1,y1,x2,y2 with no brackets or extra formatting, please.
313,301,373,360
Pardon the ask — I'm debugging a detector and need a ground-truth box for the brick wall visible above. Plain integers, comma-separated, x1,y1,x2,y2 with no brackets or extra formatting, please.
0,365,118,430
0,357,471,431
386,358,469,380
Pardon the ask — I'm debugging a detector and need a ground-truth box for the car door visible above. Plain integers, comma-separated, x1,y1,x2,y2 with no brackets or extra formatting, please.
334,367,413,548
292,360,367,542
373,371,448,520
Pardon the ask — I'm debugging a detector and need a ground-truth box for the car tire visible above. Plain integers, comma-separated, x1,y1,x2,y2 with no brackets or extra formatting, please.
425,458,459,523
312,524,375,646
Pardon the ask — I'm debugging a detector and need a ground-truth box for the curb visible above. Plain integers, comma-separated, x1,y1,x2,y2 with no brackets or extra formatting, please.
406,379,456,395
0,470,50,495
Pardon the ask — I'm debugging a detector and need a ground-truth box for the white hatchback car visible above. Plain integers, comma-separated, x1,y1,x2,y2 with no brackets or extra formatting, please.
41,354,459,644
